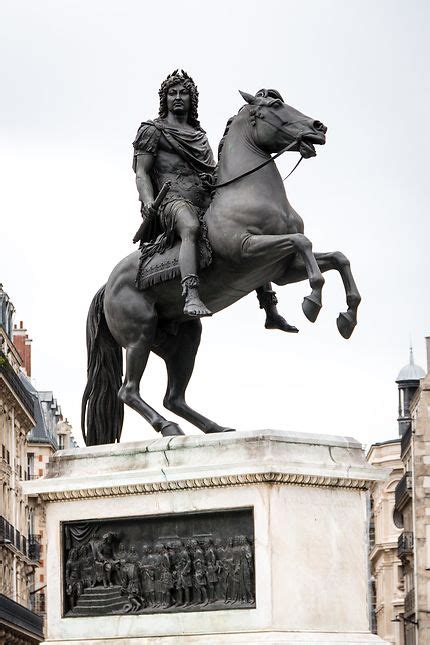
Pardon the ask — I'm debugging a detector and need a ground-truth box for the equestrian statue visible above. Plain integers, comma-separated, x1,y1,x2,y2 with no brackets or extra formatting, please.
81,70,361,446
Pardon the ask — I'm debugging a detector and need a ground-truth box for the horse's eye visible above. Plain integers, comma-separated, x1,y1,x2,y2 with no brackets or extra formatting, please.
273,102,282,109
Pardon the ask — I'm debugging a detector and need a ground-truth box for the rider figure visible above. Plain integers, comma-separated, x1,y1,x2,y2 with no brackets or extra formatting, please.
133,70,297,331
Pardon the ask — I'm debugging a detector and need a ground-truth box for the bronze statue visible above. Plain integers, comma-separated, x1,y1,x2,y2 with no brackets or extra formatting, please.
82,77,361,445
132,70,295,330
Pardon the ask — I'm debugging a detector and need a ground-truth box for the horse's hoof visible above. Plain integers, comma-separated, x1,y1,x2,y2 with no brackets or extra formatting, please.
302,296,322,323
203,426,236,434
160,421,185,436
336,312,357,339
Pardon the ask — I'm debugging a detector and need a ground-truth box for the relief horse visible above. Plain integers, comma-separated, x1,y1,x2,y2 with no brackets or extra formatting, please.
81,90,361,445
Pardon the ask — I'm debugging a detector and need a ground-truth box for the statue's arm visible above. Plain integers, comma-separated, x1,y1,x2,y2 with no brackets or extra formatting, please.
135,153,155,210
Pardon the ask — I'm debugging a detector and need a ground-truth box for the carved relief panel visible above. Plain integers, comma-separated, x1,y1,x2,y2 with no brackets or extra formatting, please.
62,508,255,616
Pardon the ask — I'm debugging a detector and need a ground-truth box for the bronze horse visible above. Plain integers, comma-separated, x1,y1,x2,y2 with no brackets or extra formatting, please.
82,90,361,445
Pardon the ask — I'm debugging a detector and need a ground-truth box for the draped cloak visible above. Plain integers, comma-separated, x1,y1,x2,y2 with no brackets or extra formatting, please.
132,118,216,289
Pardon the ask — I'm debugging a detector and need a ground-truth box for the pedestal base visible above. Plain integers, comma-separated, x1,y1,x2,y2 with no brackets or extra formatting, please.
24,430,388,644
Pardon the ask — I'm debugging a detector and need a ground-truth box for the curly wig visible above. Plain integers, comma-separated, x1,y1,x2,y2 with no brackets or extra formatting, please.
158,69,204,131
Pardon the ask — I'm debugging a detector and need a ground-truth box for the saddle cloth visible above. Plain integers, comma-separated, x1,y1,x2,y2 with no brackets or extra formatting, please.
135,235,212,291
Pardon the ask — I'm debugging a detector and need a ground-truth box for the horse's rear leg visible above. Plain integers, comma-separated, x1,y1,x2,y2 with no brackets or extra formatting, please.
154,320,234,434
119,327,184,437
279,251,361,339
242,233,325,322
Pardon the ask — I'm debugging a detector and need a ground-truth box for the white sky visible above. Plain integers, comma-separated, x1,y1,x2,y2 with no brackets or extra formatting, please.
1,1,429,449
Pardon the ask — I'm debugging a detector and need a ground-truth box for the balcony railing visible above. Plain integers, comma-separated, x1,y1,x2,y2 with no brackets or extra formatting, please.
28,534,41,562
0,516,39,561
15,528,21,552
395,471,412,512
0,351,34,418
401,425,412,458
397,531,414,559
404,588,415,615
0,515,15,546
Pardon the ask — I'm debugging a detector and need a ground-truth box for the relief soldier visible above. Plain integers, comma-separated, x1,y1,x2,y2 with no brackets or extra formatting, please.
158,544,173,607
140,544,156,606
204,538,218,603
214,538,227,601
80,543,96,589
122,545,142,611
174,542,192,606
223,537,235,603
65,548,83,609
133,70,296,331
238,535,254,604
193,558,208,606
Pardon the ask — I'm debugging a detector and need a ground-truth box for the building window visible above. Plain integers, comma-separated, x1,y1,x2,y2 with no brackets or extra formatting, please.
27,453,34,478
58,434,65,450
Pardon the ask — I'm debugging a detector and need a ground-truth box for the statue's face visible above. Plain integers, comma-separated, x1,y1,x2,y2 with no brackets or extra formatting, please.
166,83,190,116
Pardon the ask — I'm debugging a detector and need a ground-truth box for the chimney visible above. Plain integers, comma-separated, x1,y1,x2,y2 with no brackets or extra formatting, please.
426,334,430,375
12,322,32,376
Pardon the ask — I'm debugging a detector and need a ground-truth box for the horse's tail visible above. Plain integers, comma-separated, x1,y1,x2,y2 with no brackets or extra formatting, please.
81,285,124,446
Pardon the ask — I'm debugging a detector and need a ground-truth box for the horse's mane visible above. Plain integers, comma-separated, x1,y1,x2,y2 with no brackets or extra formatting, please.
217,115,236,161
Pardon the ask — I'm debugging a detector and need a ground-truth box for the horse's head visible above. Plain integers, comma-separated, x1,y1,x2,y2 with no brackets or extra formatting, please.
239,89,327,158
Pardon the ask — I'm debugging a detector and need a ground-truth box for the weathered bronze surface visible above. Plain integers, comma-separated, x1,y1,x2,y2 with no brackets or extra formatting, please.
63,509,255,616
81,72,361,446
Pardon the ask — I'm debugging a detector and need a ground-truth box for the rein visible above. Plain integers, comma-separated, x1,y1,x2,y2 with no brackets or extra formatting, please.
215,138,301,189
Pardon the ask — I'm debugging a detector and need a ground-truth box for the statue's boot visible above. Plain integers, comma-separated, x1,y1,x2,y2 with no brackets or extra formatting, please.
182,275,212,318
257,285,298,333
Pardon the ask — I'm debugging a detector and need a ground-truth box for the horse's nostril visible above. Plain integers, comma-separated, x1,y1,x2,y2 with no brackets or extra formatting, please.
313,120,326,133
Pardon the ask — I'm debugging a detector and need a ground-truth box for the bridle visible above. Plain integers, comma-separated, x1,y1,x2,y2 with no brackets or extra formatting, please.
215,106,310,189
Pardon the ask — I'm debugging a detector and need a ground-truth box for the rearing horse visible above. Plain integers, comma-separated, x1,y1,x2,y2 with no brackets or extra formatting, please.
82,90,361,445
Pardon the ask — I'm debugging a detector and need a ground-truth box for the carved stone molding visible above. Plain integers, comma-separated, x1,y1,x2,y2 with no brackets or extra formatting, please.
39,471,370,502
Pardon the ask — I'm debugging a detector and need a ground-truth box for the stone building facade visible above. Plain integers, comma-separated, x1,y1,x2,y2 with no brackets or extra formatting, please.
0,285,43,643
369,340,430,645
367,438,404,643
0,284,76,642
393,335,430,645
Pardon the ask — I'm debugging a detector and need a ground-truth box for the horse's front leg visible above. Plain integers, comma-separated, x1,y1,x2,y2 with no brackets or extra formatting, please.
242,233,325,322
278,250,361,339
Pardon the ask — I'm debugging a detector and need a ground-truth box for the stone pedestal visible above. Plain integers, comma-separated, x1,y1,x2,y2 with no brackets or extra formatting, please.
24,430,388,644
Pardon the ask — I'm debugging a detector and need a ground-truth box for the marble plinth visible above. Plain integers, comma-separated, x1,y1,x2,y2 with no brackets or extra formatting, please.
24,430,389,644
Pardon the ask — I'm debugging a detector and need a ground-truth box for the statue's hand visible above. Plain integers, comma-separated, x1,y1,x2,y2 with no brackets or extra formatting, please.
142,201,155,220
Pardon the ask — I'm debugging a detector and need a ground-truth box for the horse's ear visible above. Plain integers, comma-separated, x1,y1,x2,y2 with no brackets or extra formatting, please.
239,90,256,105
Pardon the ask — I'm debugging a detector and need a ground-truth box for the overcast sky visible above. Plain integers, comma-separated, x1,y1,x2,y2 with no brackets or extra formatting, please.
1,1,429,449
